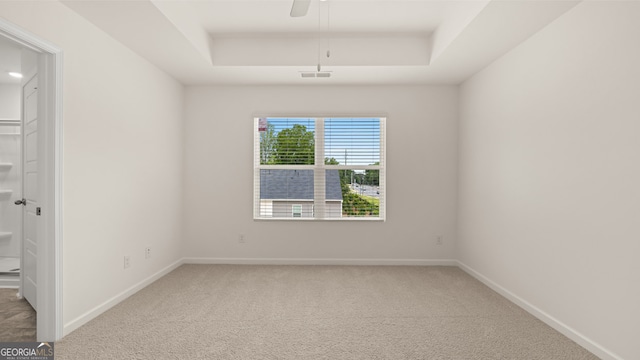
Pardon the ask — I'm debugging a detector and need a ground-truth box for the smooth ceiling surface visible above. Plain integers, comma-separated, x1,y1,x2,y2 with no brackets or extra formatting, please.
0,36,23,84
61,0,580,85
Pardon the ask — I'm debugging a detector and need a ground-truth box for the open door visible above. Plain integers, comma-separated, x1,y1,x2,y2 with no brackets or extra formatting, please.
18,75,39,310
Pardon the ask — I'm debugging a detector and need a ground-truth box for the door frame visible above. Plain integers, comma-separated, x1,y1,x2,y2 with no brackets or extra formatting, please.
0,19,63,341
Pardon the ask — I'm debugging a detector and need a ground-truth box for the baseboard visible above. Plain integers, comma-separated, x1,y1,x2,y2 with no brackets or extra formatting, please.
60,257,619,359
184,257,457,266
456,261,622,360
63,258,184,336
0,277,19,288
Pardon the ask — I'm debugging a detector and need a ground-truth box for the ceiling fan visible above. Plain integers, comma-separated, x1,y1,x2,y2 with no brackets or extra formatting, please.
290,0,332,77
290,0,311,17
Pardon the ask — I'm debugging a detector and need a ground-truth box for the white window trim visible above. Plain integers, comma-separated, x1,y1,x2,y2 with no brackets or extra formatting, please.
292,204,302,217
253,117,386,221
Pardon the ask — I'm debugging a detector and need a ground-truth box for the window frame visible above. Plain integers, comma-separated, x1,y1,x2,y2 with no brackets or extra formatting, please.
291,204,302,218
253,116,386,221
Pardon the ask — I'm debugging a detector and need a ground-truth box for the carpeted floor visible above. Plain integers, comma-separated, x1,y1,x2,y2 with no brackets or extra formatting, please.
56,265,599,359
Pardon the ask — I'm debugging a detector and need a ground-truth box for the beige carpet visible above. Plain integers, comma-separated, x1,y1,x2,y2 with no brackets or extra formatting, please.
57,265,598,359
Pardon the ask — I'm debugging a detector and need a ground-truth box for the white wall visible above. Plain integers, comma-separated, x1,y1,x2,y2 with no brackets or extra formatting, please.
184,85,457,263
0,84,20,119
458,2,640,359
0,2,184,334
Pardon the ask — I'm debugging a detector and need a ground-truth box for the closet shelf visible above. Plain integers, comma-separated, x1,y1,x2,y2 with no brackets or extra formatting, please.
0,163,12,171
0,190,13,198
0,232,11,241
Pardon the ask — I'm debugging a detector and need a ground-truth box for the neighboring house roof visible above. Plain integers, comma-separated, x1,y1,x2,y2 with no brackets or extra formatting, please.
260,169,342,200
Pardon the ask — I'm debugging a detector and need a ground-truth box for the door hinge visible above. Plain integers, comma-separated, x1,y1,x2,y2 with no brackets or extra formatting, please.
36,207,41,216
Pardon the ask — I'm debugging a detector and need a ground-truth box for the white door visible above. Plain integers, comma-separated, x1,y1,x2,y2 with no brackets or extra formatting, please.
20,75,39,310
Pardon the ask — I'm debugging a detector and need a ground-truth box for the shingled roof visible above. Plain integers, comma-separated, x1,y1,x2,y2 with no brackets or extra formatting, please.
260,169,342,200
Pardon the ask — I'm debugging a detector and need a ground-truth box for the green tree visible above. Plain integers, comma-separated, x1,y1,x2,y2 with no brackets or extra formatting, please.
363,162,380,186
259,123,276,165
324,157,339,165
334,165,378,217
274,124,314,165
338,169,353,188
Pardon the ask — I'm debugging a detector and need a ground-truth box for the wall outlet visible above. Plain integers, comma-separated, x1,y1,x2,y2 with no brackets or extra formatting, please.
124,255,131,269
238,234,246,244
145,247,151,259
436,236,443,246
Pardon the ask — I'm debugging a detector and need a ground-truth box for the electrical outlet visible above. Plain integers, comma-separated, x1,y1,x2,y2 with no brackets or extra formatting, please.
238,234,246,244
145,247,151,259
124,256,131,269
436,236,443,246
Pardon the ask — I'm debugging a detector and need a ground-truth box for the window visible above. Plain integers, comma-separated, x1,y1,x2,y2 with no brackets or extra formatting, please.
292,205,302,217
254,117,385,220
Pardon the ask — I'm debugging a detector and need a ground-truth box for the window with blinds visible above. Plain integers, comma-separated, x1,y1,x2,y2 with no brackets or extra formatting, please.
254,117,385,220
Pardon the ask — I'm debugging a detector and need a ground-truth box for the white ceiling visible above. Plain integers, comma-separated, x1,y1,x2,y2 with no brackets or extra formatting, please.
61,0,579,85
0,36,24,85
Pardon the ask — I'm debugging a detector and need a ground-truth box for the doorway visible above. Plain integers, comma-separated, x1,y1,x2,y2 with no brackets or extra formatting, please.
0,54,22,286
0,34,37,286
0,19,63,342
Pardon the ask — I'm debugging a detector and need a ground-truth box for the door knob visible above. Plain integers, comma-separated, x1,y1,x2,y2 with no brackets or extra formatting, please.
14,199,26,205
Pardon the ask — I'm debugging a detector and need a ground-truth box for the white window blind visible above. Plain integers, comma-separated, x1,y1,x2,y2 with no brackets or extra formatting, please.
254,117,385,220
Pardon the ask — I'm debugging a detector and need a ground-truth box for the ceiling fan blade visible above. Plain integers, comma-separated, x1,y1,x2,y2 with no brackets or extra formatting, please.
290,0,311,17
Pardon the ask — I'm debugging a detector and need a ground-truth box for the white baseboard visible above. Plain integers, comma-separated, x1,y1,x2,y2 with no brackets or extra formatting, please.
60,257,619,360
184,257,457,266
0,277,19,288
456,261,622,360
63,258,184,336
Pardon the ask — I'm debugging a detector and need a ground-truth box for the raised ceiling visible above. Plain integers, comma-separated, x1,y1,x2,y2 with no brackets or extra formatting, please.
61,0,579,85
